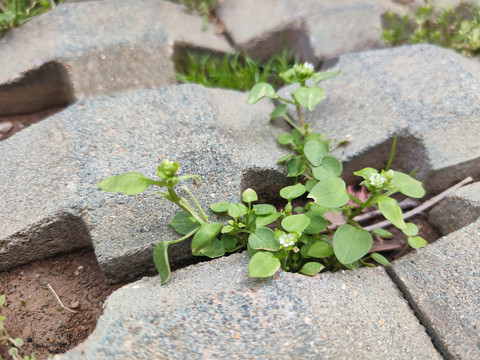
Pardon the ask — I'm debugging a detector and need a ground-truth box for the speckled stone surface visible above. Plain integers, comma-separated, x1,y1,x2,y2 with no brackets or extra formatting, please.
216,0,407,62
388,219,480,359
0,84,289,281
55,253,441,360
281,44,480,194
0,0,231,115
429,182,480,235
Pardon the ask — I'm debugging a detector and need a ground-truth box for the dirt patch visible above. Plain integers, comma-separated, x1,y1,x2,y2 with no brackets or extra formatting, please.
0,249,124,359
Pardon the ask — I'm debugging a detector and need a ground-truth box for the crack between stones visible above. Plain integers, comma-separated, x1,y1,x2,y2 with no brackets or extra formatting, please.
385,266,455,360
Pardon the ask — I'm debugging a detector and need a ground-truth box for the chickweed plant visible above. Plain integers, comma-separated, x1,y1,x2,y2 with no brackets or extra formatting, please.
176,48,297,91
98,62,427,284
0,0,60,36
382,0,480,57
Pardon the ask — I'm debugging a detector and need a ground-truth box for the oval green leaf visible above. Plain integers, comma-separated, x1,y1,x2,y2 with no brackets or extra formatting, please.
242,188,258,203
248,227,279,251
311,70,341,85
153,242,171,285
377,196,406,230
247,83,278,104
371,228,392,238
221,234,237,251
253,204,276,215
304,212,328,234
200,239,225,258
333,224,373,265
280,183,307,200
304,140,329,166
308,177,349,208
97,172,151,195
403,223,419,237
248,251,281,278
270,104,288,120
191,222,223,255
312,156,343,180
408,236,427,249
370,252,390,266
210,202,232,213
228,203,241,218
170,210,200,235
307,240,333,258
294,86,324,111
282,214,310,232
287,157,308,177
392,171,425,198
255,212,281,228
299,262,324,276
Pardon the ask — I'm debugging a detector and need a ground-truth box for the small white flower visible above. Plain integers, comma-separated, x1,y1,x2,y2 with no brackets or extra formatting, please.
303,62,314,72
369,173,387,188
278,233,296,248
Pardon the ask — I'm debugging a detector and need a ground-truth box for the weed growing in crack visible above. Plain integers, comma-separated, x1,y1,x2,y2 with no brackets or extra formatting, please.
176,48,297,91
382,0,480,57
98,62,427,284
0,0,61,36
170,0,218,30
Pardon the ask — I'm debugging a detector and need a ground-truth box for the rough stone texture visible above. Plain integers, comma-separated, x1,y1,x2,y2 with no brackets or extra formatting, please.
216,0,406,62
0,0,231,115
56,253,441,360
282,44,480,194
0,84,288,282
429,182,480,236
388,219,480,360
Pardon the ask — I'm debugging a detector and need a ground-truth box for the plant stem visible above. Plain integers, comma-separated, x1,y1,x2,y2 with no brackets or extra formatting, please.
181,185,208,221
296,105,305,127
167,228,200,245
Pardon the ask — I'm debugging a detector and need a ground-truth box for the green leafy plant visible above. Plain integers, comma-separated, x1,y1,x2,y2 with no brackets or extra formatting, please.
170,0,218,30
0,0,60,36
176,48,297,91
0,295,37,360
98,61,427,284
382,0,480,57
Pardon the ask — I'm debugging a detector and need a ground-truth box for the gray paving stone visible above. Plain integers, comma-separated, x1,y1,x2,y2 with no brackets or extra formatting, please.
429,182,480,236
0,84,288,282
388,219,480,359
55,252,441,360
282,44,480,194
216,0,405,62
0,0,231,116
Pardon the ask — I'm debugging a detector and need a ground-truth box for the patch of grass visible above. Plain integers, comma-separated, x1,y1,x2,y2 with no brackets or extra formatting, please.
176,49,299,91
170,0,218,29
382,0,480,57
0,0,61,36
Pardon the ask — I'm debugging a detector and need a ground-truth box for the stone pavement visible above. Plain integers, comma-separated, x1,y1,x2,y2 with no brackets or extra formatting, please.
1,0,479,359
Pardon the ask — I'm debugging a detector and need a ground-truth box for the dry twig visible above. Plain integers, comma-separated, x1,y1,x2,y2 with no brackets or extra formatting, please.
47,283,76,314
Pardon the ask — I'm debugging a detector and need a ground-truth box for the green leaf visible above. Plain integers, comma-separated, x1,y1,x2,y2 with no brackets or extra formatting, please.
222,225,234,233
392,171,425,198
228,203,241,218
253,204,276,215
201,239,225,258
170,211,200,235
97,172,152,195
408,236,427,249
371,228,392,238
370,252,390,266
304,212,328,234
353,167,378,180
278,154,294,163
278,133,294,145
14,337,24,347
305,179,317,192
210,202,232,213
248,227,279,251
247,243,259,257
294,86,324,111
248,252,281,278
153,242,171,285
247,83,278,104
280,183,306,200
299,262,324,276
270,104,288,120
221,234,237,251
279,68,298,83
255,212,281,228
307,203,329,215
312,156,343,180
282,214,310,232
311,70,341,85
377,196,407,230
307,240,333,258
242,188,258,203
308,177,349,208
403,223,419,237
287,157,308,177
191,222,223,255
333,224,373,265
303,140,329,166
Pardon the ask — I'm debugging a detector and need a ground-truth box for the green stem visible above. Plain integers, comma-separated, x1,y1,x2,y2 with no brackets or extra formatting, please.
181,185,208,221
385,135,397,171
349,194,377,220
167,187,204,224
296,105,305,127
167,228,200,245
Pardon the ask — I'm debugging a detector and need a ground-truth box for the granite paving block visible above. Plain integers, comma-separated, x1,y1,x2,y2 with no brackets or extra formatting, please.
0,84,289,281
0,0,231,115
429,182,480,236
216,0,405,62
56,253,441,360
282,44,480,194
388,219,480,359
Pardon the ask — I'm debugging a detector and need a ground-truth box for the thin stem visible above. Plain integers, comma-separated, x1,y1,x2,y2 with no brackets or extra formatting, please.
296,105,305,127
167,187,204,223
385,135,397,171
181,186,208,221
47,283,76,314
349,195,376,220
167,227,200,245
276,95,297,105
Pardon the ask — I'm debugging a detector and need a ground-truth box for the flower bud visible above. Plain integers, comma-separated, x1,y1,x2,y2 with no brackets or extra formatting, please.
293,62,315,81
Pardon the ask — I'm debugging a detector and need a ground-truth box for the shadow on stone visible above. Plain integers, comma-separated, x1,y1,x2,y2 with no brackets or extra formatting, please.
0,61,75,116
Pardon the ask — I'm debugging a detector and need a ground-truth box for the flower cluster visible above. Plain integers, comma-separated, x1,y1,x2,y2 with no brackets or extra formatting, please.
293,62,315,81
157,159,179,180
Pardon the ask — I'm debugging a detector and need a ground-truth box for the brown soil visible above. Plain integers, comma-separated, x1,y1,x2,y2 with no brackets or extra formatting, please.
0,249,124,360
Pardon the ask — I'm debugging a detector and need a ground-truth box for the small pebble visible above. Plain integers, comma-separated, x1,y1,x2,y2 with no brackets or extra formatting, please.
0,121,13,133
70,300,80,309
